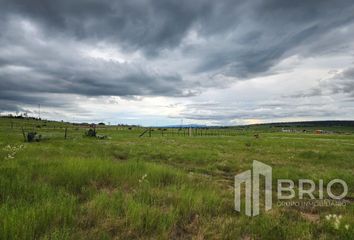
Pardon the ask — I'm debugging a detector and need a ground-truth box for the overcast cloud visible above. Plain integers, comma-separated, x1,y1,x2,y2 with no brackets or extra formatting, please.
1,0,354,125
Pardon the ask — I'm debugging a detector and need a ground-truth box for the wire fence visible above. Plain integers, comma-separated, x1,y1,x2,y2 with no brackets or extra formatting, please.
139,127,243,137
1,118,251,141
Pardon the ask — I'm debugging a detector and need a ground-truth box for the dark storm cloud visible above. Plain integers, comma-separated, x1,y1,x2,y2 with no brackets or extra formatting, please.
171,101,353,123
0,101,24,112
0,14,191,109
0,58,185,96
1,0,213,54
0,90,81,113
193,0,354,78
327,68,354,96
288,67,354,99
1,0,354,113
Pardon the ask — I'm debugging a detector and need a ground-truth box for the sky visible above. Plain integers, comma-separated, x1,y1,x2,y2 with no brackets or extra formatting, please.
1,0,354,126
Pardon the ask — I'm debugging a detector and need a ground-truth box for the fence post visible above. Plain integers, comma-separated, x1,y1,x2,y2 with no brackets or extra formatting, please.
64,127,68,139
21,127,26,142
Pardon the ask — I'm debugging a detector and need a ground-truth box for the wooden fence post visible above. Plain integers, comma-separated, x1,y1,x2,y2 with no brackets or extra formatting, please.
21,127,26,142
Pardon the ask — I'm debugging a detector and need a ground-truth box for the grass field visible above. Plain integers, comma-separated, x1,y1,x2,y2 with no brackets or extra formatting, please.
0,117,353,239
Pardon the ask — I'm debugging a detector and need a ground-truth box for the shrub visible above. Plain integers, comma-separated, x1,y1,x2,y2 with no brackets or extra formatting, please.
86,128,96,137
27,132,41,142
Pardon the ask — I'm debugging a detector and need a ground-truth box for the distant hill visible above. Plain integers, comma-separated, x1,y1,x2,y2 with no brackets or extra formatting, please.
159,121,354,128
1,115,353,130
234,120,354,133
250,120,354,128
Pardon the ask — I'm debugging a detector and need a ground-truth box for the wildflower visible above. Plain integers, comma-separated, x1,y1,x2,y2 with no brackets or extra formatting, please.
3,145,11,151
2,144,25,160
139,174,148,183
334,222,339,229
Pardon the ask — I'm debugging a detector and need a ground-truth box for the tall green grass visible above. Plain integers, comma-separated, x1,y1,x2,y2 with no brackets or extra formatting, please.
0,118,353,239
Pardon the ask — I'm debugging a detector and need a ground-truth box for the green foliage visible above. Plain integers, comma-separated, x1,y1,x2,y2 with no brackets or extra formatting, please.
27,132,41,142
85,129,96,137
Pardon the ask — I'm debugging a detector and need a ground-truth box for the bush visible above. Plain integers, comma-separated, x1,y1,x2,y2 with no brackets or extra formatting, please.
86,128,96,137
27,132,41,142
